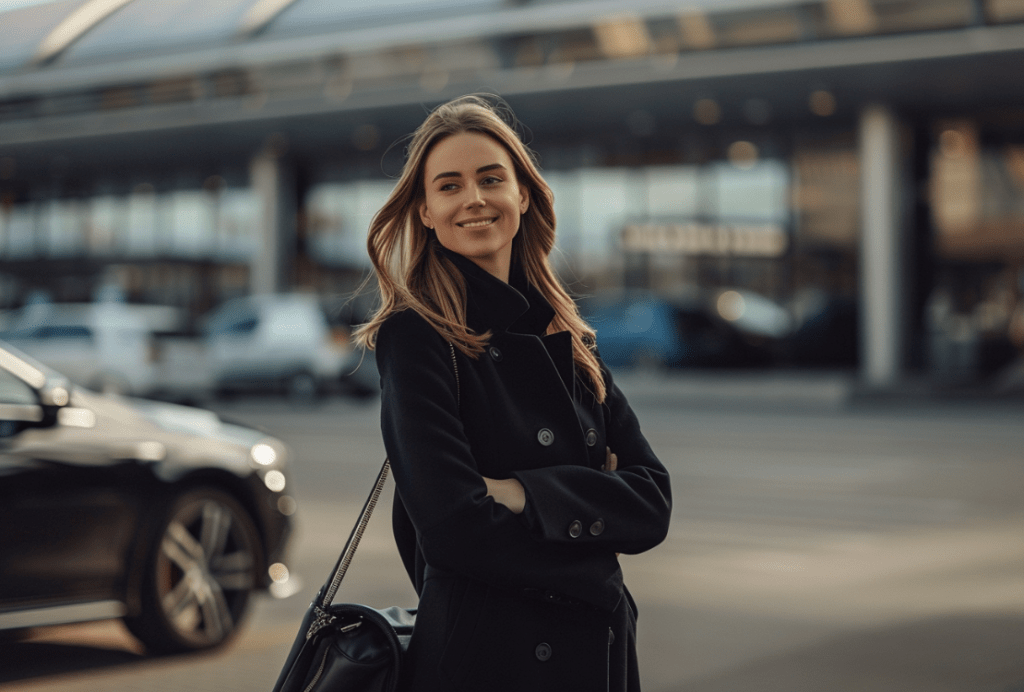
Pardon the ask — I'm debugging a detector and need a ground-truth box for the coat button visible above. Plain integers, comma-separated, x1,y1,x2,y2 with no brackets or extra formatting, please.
590,519,605,536
535,642,552,661
585,429,597,446
568,520,583,538
537,428,554,446
488,346,502,361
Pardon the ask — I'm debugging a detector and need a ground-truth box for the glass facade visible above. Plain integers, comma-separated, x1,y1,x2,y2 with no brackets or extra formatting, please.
3,0,1024,380
0,186,259,309
928,119,1024,380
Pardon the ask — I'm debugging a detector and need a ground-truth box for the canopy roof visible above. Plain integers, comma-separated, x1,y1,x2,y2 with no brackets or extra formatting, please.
2,0,1023,189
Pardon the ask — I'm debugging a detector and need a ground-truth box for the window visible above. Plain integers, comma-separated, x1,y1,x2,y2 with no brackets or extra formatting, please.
32,325,95,341
0,368,37,406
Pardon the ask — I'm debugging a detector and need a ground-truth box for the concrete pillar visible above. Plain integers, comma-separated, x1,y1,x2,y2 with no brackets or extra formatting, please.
249,145,295,294
859,105,904,387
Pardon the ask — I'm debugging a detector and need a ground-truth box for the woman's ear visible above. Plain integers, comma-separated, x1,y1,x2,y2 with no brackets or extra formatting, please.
519,186,529,215
419,201,433,230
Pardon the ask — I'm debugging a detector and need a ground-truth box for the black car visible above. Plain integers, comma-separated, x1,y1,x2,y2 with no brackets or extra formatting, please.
0,342,294,653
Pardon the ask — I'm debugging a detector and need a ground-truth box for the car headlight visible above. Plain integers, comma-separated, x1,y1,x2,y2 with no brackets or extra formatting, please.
250,442,278,466
264,470,286,492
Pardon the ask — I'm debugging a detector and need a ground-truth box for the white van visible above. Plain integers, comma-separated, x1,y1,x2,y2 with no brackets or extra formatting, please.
0,302,183,396
203,293,349,398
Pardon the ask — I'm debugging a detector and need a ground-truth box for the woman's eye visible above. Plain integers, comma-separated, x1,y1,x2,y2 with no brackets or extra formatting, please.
481,176,502,185
439,183,458,191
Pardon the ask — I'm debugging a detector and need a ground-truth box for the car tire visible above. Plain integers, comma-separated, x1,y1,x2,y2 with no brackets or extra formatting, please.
125,487,263,654
285,371,318,401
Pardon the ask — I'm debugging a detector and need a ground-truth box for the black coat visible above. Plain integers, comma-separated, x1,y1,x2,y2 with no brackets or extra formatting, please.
376,244,672,692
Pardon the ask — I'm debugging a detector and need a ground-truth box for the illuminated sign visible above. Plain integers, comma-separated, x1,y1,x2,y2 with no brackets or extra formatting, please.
621,221,788,257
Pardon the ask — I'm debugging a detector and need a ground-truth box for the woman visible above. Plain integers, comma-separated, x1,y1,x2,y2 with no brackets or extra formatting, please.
356,95,671,692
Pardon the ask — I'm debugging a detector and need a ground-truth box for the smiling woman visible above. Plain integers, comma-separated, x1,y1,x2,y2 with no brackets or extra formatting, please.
352,95,672,692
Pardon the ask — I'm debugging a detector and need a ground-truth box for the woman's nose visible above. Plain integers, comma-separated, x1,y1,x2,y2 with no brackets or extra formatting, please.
463,184,484,207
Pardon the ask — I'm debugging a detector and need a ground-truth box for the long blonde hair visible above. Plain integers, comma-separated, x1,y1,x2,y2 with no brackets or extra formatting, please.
355,94,606,402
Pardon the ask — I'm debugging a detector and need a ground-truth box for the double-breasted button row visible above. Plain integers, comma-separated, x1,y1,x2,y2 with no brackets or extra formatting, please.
568,518,605,538
537,428,555,446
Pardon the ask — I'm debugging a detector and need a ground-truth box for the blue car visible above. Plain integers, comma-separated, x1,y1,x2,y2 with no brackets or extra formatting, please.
580,291,773,369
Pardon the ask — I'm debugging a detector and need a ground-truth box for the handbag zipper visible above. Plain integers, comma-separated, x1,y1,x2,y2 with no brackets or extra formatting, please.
300,620,363,692
303,648,330,692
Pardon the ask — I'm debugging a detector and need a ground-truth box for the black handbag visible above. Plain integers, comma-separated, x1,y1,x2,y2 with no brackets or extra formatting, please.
273,343,458,692
271,458,416,692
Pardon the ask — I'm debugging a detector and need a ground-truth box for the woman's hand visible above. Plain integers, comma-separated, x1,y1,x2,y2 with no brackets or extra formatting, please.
604,447,621,557
602,446,618,472
483,477,526,514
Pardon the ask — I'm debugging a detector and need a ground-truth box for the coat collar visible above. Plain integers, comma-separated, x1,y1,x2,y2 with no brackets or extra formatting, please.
436,242,555,337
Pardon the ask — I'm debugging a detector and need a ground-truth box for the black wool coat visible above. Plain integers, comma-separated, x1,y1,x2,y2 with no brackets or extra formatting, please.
376,244,672,692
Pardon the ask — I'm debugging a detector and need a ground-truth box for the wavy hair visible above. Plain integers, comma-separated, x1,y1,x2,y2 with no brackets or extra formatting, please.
354,94,605,402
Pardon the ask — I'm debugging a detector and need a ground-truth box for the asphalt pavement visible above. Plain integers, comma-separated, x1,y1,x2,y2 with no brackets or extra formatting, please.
2,376,1023,692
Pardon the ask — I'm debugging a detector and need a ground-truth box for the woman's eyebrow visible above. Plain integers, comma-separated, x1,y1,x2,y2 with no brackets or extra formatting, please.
431,163,506,183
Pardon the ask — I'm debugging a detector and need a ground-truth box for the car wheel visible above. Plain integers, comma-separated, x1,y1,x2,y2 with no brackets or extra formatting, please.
125,487,263,654
285,371,318,401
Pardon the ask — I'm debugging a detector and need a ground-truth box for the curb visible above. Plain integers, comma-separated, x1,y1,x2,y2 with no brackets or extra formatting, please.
611,370,856,412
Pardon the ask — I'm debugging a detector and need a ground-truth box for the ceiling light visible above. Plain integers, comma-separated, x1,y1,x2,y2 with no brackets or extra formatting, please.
825,0,878,35
809,90,837,117
594,15,652,59
693,98,721,125
678,12,716,49
727,141,759,169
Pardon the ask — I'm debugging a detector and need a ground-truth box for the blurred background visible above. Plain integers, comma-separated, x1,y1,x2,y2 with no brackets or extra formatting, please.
0,0,1022,690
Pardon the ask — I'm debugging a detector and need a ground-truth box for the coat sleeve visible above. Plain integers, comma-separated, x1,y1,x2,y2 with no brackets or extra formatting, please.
376,310,623,611
511,359,672,556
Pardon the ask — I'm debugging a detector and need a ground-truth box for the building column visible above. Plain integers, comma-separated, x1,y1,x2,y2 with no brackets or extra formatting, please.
859,105,905,387
249,142,295,294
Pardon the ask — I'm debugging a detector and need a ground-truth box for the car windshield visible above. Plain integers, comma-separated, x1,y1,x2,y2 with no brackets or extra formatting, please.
0,368,37,405
204,304,260,337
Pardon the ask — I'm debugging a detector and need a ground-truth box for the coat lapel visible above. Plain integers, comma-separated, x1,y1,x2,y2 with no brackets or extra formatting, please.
437,241,582,421
541,330,575,398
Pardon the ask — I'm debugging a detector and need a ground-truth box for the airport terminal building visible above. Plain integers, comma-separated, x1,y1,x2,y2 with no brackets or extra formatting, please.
2,0,1024,386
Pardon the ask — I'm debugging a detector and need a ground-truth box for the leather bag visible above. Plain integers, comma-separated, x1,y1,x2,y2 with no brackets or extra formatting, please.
273,343,459,692
271,459,416,692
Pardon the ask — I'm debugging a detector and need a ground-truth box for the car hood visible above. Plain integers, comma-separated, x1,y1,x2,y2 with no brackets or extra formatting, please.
10,387,286,483
119,395,266,448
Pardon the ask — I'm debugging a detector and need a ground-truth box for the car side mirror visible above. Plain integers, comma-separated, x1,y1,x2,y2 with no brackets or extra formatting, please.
39,384,70,408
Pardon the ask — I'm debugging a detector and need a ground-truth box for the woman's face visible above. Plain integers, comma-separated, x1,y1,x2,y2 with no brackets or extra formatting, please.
419,131,529,282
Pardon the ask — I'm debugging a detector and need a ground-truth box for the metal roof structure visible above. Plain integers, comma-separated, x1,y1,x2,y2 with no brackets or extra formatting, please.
2,0,1024,189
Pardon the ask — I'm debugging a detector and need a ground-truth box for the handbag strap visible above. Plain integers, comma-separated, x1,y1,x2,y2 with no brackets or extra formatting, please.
307,342,460,638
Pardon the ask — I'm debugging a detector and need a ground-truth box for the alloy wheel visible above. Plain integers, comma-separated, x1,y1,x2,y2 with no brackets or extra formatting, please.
129,488,261,652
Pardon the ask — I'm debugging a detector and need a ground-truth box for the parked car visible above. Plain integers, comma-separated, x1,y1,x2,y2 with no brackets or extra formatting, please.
0,302,183,396
325,295,380,399
786,293,859,368
202,294,349,399
580,291,774,369
0,341,294,653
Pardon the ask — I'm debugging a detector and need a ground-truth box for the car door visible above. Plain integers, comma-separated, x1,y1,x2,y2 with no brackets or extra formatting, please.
0,368,138,613
206,300,264,383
